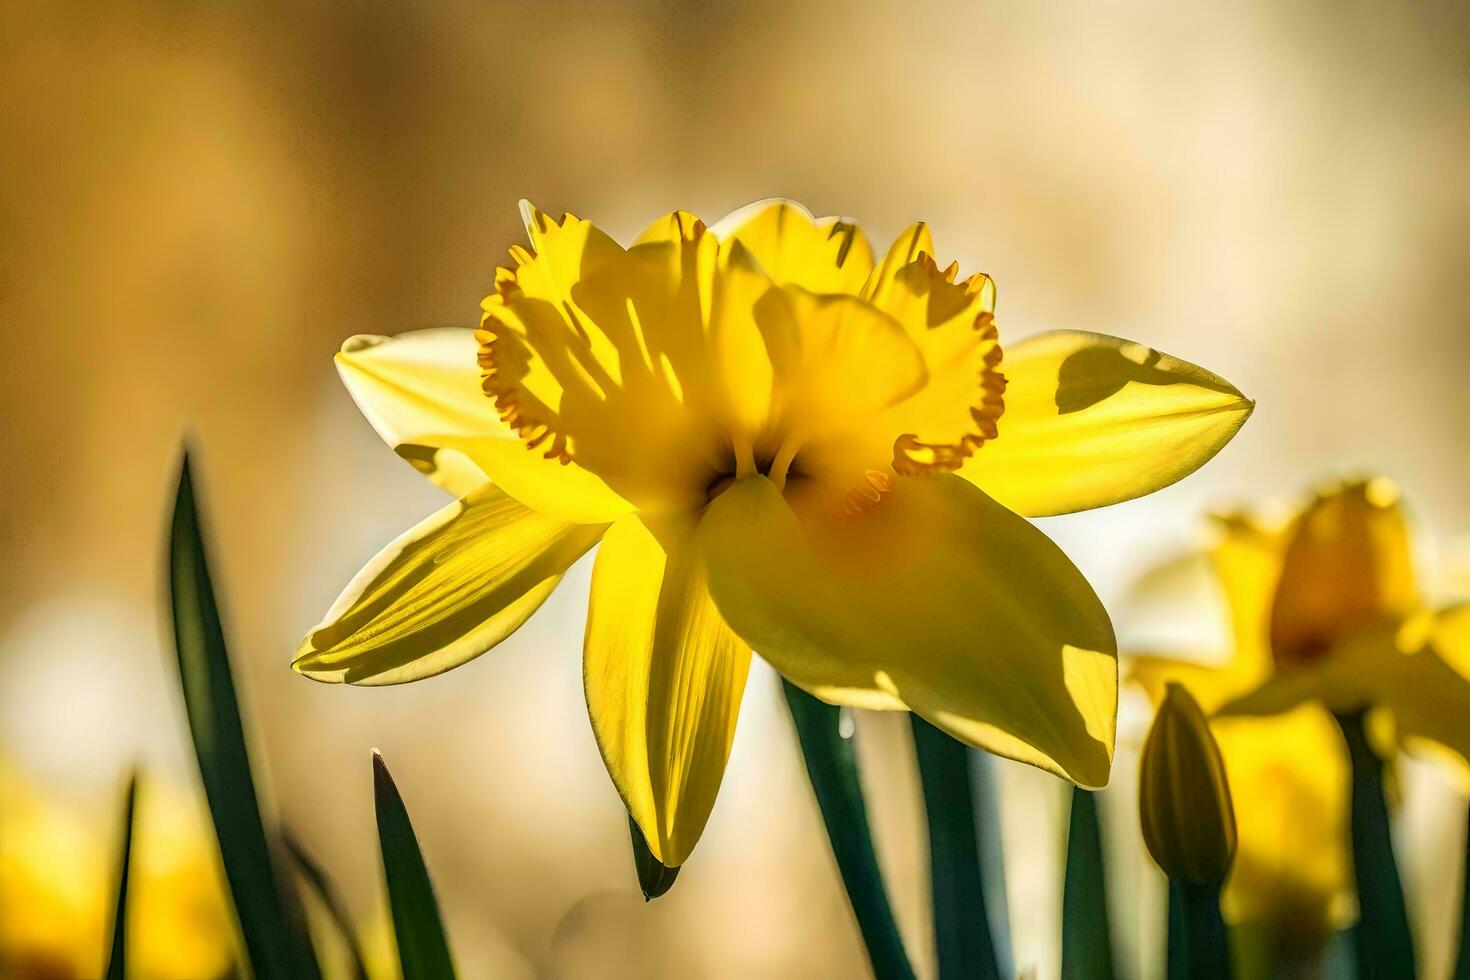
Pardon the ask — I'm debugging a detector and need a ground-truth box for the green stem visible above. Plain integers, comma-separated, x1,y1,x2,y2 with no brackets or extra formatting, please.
910,716,1002,980
1061,788,1115,980
1167,879,1230,980
783,681,916,980
1334,710,1416,979
1455,797,1470,980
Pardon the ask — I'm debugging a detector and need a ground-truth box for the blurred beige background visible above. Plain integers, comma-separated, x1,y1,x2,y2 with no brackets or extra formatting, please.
4,1,1470,977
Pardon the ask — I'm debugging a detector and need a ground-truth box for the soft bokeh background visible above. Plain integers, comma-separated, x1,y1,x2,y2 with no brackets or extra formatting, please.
4,1,1470,976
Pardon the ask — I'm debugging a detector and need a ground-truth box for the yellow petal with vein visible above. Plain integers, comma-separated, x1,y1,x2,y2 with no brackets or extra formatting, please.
699,473,1116,786
960,330,1253,517
335,328,630,522
709,199,874,295
294,485,604,684
585,515,752,867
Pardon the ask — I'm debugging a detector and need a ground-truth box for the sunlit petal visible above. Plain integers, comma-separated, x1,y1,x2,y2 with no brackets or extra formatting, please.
709,198,874,295
294,485,604,684
1213,708,1353,940
699,473,1117,786
335,329,630,522
959,330,1254,517
585,515,751,867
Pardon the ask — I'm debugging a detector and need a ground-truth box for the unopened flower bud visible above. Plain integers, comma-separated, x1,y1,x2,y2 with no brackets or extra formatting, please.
1139,682,1237,884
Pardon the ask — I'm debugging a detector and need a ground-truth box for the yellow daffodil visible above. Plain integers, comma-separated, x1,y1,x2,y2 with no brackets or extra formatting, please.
296,199,1253,867
1129,516,1354,953
0,766,235,979
1216,479,1470,771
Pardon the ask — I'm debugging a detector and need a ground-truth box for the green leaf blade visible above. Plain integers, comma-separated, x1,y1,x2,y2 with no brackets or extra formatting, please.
910,716,1002,980
1061,787,1115,980
103,772,138,980
373,751,456,980
168,452,320,980
782,681,915,980
1335,710,1416,979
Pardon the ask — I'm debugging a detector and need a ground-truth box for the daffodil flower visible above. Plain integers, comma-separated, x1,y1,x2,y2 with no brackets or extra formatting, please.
296,200,1253,867
1129,516,1354,956
1214,479,1470,771
1131,479,1470,962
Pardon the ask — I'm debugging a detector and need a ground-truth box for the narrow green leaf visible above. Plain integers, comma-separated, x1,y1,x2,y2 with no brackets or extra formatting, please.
1455,797,1470,980
782,680,916,980
284,829,370,980
103,772,138,980
1061,787,1115,980
168,451,320,980
910,716,1002,980
1335,710,1416,979
628,814,679,901
373,751,456,980
1166,878,1230,980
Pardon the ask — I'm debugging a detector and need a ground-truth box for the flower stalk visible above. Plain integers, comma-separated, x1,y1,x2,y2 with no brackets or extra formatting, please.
1334,709,1416,978
1139,683,1236,979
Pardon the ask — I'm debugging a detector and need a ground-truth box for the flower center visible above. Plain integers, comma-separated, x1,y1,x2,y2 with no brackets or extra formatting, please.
478,207,1005,516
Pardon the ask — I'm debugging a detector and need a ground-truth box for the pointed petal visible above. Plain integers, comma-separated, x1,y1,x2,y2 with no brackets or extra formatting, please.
959,331,1254,517
336,329,630,522
294,485,604,685
709,199,874,295
699,473,1117,787
585,515,752,866
335,329,506,497
1207,513,1284,680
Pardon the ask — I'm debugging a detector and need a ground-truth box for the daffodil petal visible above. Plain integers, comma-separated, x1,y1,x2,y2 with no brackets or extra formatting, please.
1214,670,1324,719
959,330,1254,517
709,199,874,295
335,328,630,521
1431,601,1470,678
584,515,752,867
1207,513,1283,680
294,485,604,685
1379,647,1470,769
699,473,1117,787
1268,479,1417,667
1213,707,1352,938
1128,654,1241,714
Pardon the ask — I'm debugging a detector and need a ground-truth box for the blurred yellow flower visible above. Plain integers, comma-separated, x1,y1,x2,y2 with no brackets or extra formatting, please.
0,765,235,979
1218,479,1470,770
296,199,1253,866
1132,479,1470,958
1132,524,1354,968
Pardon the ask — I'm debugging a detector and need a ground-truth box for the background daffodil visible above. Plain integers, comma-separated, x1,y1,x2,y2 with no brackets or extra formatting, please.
1216,478,1470,771
295,199,1254,868
1129,517,1354,963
